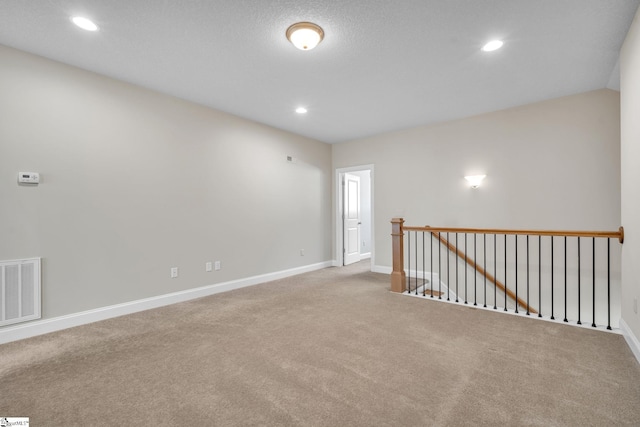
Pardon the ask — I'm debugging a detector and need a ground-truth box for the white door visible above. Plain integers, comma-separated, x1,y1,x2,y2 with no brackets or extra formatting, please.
343,173,361,265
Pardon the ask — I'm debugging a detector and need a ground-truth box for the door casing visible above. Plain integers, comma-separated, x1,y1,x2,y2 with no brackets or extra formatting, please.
335,165,374,268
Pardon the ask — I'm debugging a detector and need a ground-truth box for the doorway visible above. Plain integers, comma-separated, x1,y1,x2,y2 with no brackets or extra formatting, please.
335,165,374,268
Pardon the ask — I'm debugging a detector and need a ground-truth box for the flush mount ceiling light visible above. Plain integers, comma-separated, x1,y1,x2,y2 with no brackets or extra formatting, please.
465,175,486,188
71,16,99,31
286,22,324,50
482,40,503,52
295,107,308,114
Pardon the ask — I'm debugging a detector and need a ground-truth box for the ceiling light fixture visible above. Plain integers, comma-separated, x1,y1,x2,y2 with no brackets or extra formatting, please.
286,22,324,50
465,175,486,189
482,40,503,52
71,16,99,31
295,107,308,114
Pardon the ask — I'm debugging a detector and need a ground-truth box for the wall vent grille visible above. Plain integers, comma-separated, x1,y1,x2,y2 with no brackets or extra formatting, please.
1,258,41,327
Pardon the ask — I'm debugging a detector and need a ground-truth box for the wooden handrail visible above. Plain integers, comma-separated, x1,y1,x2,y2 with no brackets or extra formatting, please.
391,218,625,326
431,231,536,314
403,226,624,243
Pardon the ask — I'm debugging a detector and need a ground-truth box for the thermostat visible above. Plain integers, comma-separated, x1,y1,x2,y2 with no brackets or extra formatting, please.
18,172,40,184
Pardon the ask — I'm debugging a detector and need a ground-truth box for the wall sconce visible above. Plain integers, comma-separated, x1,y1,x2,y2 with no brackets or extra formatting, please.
465,174,486,188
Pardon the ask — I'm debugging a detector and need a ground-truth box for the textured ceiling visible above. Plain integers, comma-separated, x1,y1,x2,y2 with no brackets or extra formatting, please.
0,0,638,143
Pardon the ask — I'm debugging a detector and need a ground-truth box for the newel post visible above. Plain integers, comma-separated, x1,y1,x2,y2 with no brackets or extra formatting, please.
390,218,406,293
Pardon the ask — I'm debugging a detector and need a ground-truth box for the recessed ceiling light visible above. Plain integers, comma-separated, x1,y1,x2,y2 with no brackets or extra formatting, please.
482,40,503,52
71,16,99,32
295,107,308,114
286,22,324,50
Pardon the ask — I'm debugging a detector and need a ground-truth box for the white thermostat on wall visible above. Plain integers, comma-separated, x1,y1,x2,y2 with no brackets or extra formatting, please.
18,172,40,184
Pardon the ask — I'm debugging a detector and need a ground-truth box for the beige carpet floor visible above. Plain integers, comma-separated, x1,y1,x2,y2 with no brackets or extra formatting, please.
1,261,639,426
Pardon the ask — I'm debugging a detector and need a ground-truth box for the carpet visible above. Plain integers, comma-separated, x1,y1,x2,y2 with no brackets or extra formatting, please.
1,262,639,426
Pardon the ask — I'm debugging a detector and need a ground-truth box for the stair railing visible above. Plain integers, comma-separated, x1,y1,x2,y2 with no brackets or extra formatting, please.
391,218,624,330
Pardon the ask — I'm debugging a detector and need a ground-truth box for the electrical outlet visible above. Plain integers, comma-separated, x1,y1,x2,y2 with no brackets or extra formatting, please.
300,249,305,256
634,298,638,314
214,261,221,271
206,262,212,272
170,267,178,278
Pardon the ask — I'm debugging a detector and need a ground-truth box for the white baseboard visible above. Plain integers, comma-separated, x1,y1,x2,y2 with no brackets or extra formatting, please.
359,252,371,260
0,261,333,345
371,266,438,279
620,318,640,365
372,265,392,274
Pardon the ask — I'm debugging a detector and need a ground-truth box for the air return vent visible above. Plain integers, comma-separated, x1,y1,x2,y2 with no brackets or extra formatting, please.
1,258,41,327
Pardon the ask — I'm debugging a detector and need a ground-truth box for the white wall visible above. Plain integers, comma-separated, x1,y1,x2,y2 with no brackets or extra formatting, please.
621,8,640,345
332,89,621,271
0,45,332,321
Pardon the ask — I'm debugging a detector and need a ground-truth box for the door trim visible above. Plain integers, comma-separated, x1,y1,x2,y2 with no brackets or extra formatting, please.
335,165,374,268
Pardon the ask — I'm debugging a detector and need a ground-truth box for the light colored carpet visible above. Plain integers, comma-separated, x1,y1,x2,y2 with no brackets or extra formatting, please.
1,262,639,426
